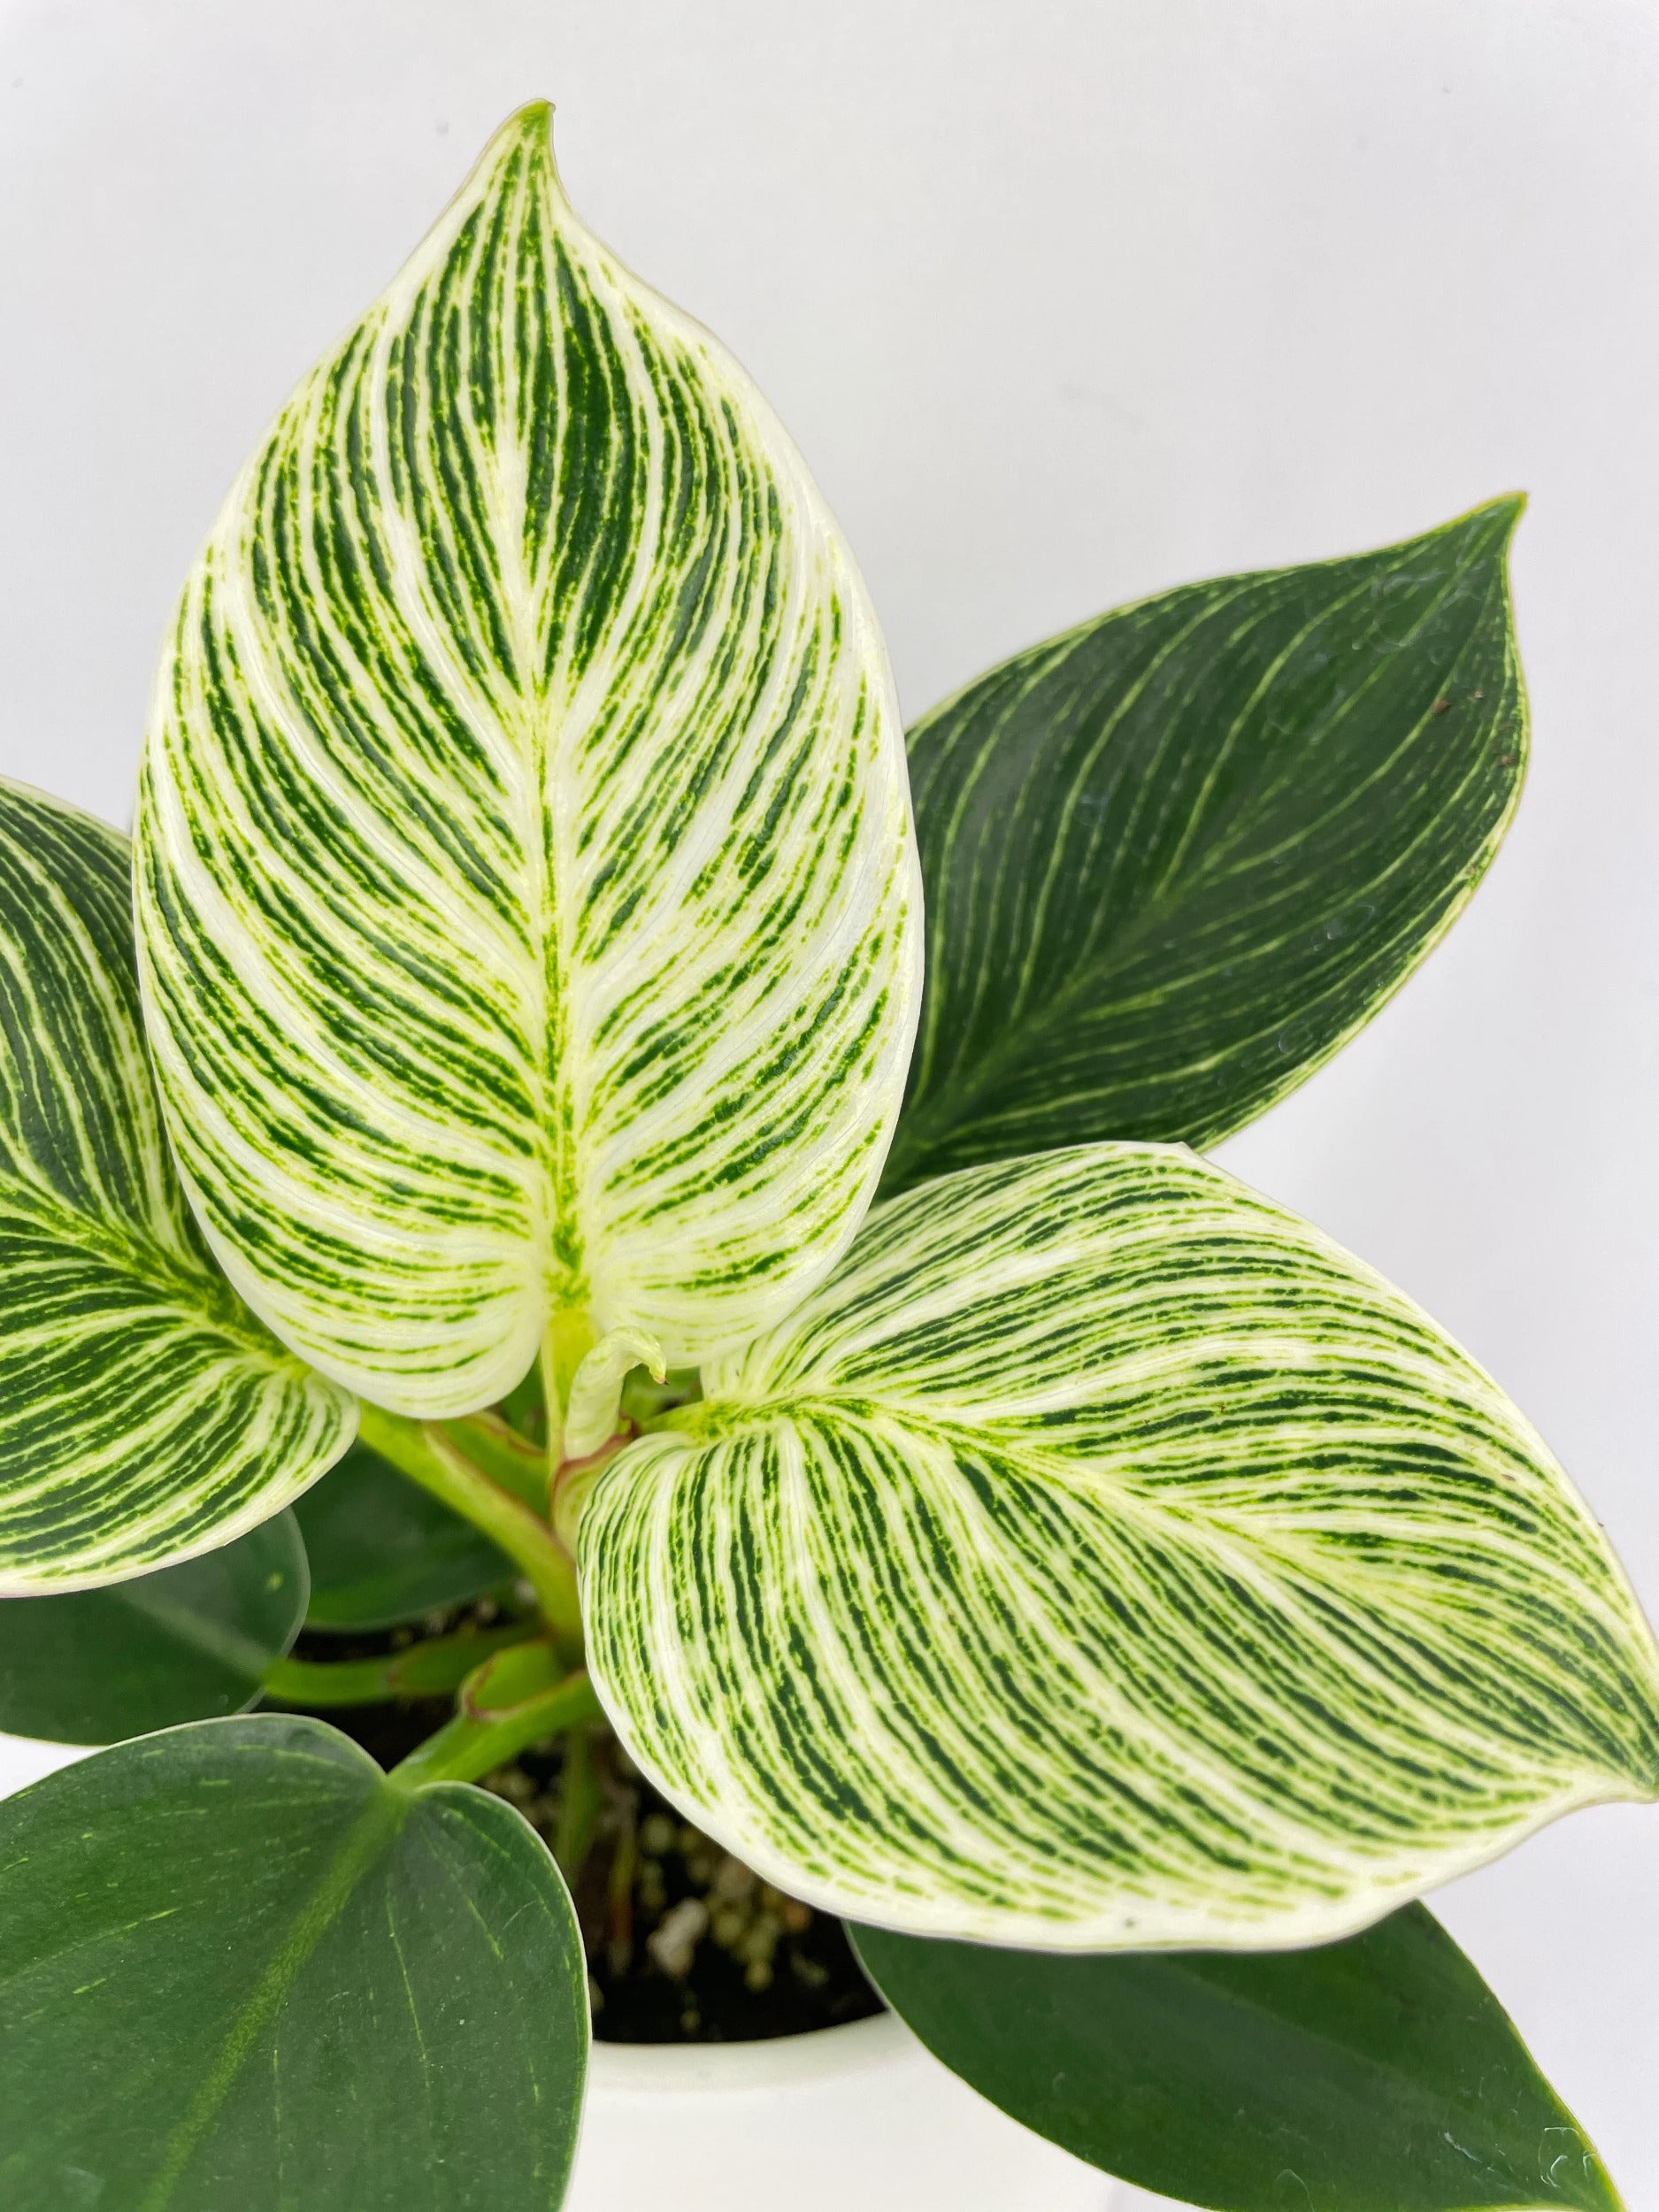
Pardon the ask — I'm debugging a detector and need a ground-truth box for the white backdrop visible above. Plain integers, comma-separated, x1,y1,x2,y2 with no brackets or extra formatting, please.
1,2,1655,2201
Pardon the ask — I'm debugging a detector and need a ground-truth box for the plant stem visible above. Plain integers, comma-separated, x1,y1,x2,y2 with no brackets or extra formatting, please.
606,1794,638,1972
263,1619,535,1708
390,1657,603,1792
541,1309,596,1471
358,1403,583,1656
550,1432,631,1555
552,1724,602,1879
438,1410,549,1511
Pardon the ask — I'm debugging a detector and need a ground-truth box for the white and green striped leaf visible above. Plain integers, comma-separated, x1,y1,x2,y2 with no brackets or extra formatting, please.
885,503,1526,1193
580,1144,1659,1948
0,781,353,1594
135,103,920,1418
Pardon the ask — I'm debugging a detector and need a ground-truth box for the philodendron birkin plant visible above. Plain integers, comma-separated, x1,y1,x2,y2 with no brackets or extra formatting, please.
1,99,1655,2212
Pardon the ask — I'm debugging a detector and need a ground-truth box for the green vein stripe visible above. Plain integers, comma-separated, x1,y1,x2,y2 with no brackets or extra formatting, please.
0,779,354,1592
884,501,1526,1191
135,103,920,1417
581,1143,1659,1947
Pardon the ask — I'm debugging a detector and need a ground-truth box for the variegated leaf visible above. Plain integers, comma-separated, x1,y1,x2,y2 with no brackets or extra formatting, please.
135,103,920,1417
580,1145,1659,1948
0,781,353,1593
885,503,1526,1193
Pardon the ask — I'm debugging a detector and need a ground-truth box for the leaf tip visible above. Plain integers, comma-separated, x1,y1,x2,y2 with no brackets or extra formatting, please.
479,99,563,195
501,96,555,137
1479,486,1527,537
1447,488,1528,559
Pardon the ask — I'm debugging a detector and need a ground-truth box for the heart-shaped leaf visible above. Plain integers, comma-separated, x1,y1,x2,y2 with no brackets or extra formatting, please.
0,1512,306,1744
0,780,354,1593
0,1716,588,2209
581,1144,1659,1946
885,502,1525,1192
295,1440,513,1631
134,102,920,1418
851,1906,1623,2212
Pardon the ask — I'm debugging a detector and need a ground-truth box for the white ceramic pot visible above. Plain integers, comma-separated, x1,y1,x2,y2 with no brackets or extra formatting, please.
573,2011,1117,2211
0,1728,1115,2210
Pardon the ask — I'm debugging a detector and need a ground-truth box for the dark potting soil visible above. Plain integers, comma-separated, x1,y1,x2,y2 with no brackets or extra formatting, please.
283,1611,884,2045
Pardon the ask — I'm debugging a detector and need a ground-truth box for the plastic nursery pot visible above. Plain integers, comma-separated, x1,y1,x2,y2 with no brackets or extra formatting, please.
0,1726,1116,2212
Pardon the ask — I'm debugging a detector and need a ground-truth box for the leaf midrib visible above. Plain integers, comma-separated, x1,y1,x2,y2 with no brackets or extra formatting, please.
677,1385,1651,1791
137,1779,403,2211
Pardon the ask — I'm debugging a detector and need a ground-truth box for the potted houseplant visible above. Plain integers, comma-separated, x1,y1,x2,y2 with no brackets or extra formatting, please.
1,101,1655,2210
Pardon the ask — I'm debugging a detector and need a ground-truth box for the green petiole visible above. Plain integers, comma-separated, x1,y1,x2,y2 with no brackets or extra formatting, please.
357,1402,583,1658
434,1409,549,1511
262,1618,536,1709
552,1724,603,1878
389,1639,604,1793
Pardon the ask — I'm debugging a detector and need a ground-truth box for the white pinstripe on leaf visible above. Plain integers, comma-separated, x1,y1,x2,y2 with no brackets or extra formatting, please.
0,780,354,1592
136,104,920,1417
581,1144,1659,1947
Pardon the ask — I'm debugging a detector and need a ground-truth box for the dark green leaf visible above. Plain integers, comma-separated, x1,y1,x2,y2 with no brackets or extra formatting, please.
0,1715,588,2211
294,1440,513,1630
0,1513,306,1745
884,501,1526,1193
852,1907,1622,2212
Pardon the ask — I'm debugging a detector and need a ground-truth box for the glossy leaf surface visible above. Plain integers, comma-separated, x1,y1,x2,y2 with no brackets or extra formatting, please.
0,780,353,1593
853,1907,1621,2212
583,1144,1659,1947
135,103,920,1418
294,1440,512,1631
0,1716,588,2209
0,1513,306,1744
886,503,1525,1192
